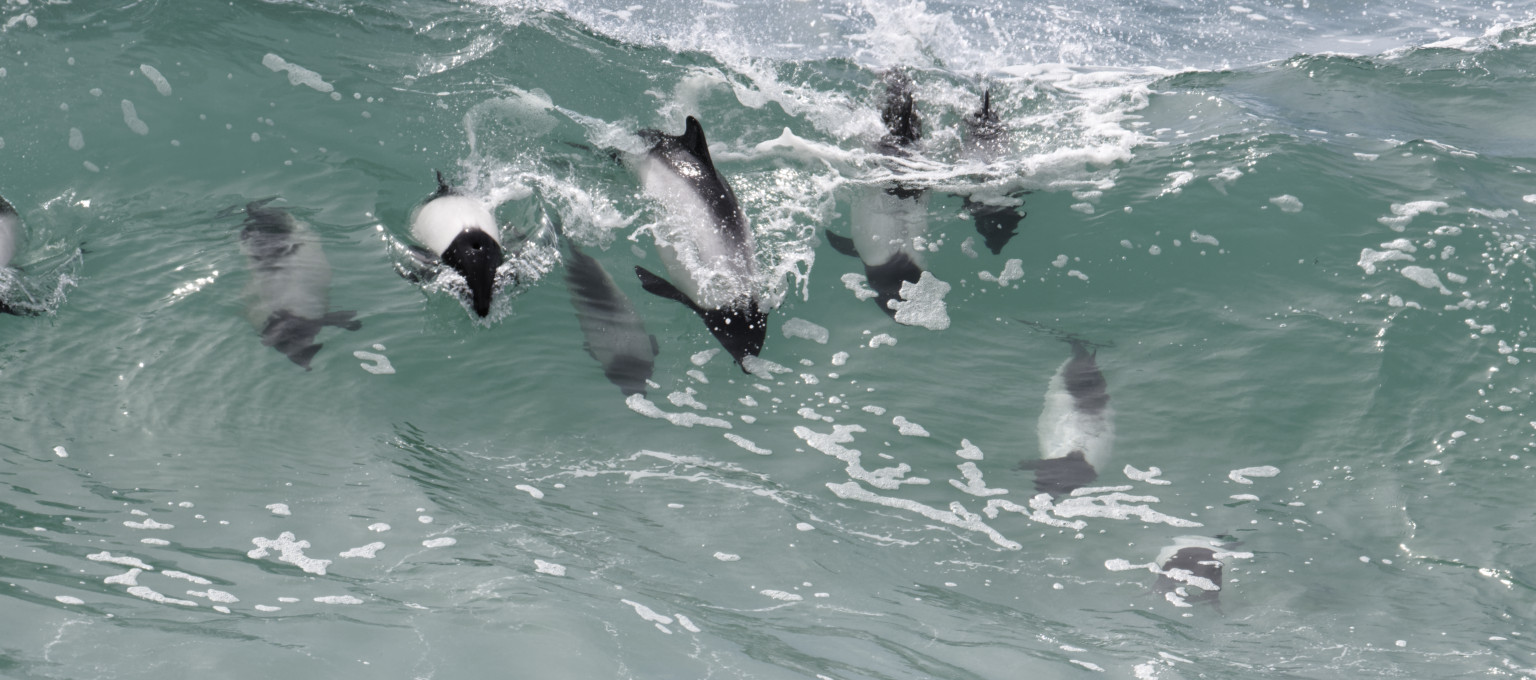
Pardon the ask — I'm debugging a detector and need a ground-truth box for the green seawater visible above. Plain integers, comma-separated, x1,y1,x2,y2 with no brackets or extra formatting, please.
3,1,1536,678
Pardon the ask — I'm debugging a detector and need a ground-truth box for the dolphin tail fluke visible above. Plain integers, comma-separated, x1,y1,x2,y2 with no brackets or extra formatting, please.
322,310,362,331
289,343,323,370
634,266,701,313
1017,451,1098,496
824,230,860,258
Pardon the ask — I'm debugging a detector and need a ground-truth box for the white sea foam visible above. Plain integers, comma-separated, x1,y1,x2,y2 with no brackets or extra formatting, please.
842,272,878,301
955,439,984,461
868,334,897,348
55,595,84,605
891,416,929,437
1228,465,1280,484
794,423,928,489
88,552,154,570
1378,200,1448,231
827,482,1019,550
119,99,149,135
983,259,1025,287
422,537,457,548
353,350,395,374
724,433,771,455
189,589,239,604
1270,194,1303,212
68,127,83,151
741,356,791,379
314,595,364,604
340,542,385,558
626,393,732,429
105,568,142,586
1123,464,1171,485
1400,266,1451,294
761,589,802,601
162,570,211,585
124,517,173,530
1357,247,1415,275
782,317,829,344
690,348,719,366
262,53,335,93
127,586,197,607
949,462,1008,497
265,503,291,516
248,532,331,575
516,484,544,499
139,64,172,95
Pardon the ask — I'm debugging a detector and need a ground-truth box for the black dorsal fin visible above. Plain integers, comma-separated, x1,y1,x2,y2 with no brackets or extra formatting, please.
679,116,712,164
980,89,994,121
432,170,453,199
0,194,15,216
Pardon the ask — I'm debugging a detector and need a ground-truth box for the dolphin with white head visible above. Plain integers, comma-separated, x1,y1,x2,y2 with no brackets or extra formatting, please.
826,69,930,318
239,199,360,369
407,172,506,318
0,194,23,316
631,115,767,368
1019,338,1114,495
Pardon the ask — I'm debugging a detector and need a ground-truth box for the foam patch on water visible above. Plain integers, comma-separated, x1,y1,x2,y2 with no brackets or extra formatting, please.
266,503,291,516
868,334,897,348
162,570,211,585
534,559,565,576
128,586,197,607
691,349,719,366
1378,200,1448,231
724,432,771,455
189,589,239,604
1228,465,1280,484
1124,465,1171,485
842,273,878,301
124,517,173,530
1270,194,1303,212
340,542,385,558
949,462,1008,497
1358,246,1416,275
795,424,928,489
422,537,457,548
139,64,171,95
88,552,153,570
889,272,951,330
248,532,331,575
121,100,148,135
827,482,1020,550
761,589,802,601
1400,265,1451,294
105,568,142,586
741,356,791,379
516,484,544,498
782,317,830,344
979,259,1024,286
891,416,929,437
314,595,364,605
354,350,395,374
627,394,732,429
55,595,84,605
262,53,335,93
956,439,984,460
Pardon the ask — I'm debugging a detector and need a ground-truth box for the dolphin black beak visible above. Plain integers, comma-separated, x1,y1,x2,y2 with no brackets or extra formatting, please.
441,229,505,318
702,300,768,370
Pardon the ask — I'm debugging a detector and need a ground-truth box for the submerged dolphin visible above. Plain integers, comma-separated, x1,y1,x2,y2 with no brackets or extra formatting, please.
631,115,767,367
827,69,930,318
1019,338,1114,495
962,90,1027,255
408,172,506,317
564,241,659,396
239,199,360,369
1153,535,1233,610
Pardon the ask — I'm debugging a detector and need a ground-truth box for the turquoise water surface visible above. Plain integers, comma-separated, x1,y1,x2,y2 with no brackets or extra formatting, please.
4,1,1536,677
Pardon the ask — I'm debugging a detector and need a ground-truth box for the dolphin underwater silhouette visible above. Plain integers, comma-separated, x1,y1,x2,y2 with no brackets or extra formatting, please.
630,115,768,368
1019,338,1114,495
238,199,360,369
826,69,931,318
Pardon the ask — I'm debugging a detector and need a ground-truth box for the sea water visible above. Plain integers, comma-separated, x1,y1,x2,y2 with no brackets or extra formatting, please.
3,0,1536,677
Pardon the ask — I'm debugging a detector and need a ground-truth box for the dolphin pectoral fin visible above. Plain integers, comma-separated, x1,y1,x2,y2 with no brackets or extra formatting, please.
322,310,362,331
397,246,439,283
824,230,860,258
634,266,701,312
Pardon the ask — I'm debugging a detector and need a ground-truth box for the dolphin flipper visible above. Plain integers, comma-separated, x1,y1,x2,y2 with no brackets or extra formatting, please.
825,230,860,258
635,265,701,313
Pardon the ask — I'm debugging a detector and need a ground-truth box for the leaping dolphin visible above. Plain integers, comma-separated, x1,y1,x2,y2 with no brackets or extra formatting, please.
631,116,768,368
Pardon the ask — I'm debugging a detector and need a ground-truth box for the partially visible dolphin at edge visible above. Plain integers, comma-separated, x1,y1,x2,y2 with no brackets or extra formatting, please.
239,199,360,369
631,115,768,368
826,69,930,318
962,89,1027,255
1019,338,1113,495
407,172,506,318
564,240,659,396
0,193,25,316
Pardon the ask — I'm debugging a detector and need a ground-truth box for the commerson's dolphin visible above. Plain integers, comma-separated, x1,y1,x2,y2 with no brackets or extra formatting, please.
631,115,767,367
1153,535,1232,610
408,172,506,317
239,199,360,369
0,193,25,316
564,240,659,396
962,90,1026,254
827,69,930,318
1019,338,1114,495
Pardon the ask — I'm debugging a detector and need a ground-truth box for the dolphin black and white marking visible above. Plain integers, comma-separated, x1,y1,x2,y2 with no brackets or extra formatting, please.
827,70,930,318
408,172,506,317
962,90,1027,255
1153,535,1231,609
1019,339,1113,495
631,116,767,367
564,241,659,396
239,199,360,369
0,194,23,316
